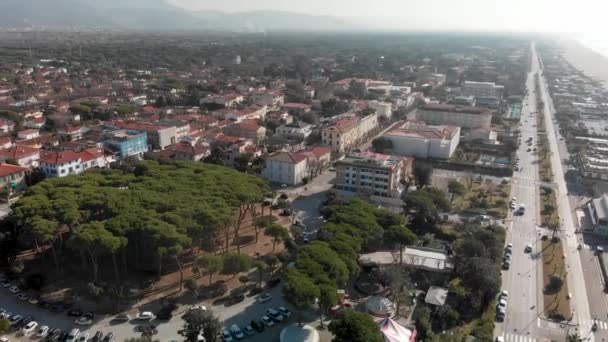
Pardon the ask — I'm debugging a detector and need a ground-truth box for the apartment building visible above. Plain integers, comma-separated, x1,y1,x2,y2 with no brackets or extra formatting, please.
275,122,313,140
334,151,413,200
103,129,149,159
321,113,378,154
380,121,460,159
461,81,504,99
113,121,177,150
415,104,492,129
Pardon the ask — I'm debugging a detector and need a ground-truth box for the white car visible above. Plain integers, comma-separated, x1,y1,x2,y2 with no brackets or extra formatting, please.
8,286,19,294
261,315,274,327
0,337,10,342
506,243,513,250
77,332,89,342
17,293,29,301
135,311,155,321
278,306,292,318
75,316,93,326
188,305,207,312
500,290,508,298
35,326,49,338
497,298,507,311
266,308,284,322
257,293,272,303
21,321,38,336
230,324,244,340
0,281,10,288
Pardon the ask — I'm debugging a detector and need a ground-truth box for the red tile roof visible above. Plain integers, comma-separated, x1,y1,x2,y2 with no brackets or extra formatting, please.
40,151,81,165
0,145,39,158
267,151,307,164
0,163,25,177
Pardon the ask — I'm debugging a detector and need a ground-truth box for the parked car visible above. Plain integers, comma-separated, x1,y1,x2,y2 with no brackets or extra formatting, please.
65,328,80,342
230,324,244,340
261,316,274,328
91,331,103,342
188,305,207,312
226,294,245,306
524,244,533,253
221,329,234,342
28,297,39,305
8,286,19,294
134,311,155,321
46,329,62,342
266,278,281,288
75,316,93,326
77,333,89,342
9,315,23,326
21,321,38,336
250,319,264,332
67,309,83,317
111,313,130,323
17,293,29,301
35,325,50,338
278,306,292,318
266,309,284,322
257,293,272,303
0,281,11,288
101,332,115,342
243,325,255,336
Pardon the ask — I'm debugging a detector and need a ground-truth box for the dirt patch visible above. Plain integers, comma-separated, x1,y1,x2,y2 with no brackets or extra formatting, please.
541,239,571,321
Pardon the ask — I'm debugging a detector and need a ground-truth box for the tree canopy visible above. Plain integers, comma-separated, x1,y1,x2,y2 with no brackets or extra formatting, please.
13,160,269,281
329,309,384,342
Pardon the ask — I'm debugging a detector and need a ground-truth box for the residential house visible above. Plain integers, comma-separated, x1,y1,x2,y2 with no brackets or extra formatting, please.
79,148,110,170
200,93,244,107
321,112,378,154
223,120,267,143
0,137,12,150
57,125,84,141
39,151,83,178
17,129,40,140
262,151,308,185
380,121,460,159
0,120,15,133
0,145,40,167
0,163,26,192
251,90,284,109
283,103,312,116
23,117,45,129
368,101,393,119
275,122,313,140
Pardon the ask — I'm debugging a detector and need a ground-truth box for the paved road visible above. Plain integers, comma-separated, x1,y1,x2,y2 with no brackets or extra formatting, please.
495,45,547,342
536,42,596,342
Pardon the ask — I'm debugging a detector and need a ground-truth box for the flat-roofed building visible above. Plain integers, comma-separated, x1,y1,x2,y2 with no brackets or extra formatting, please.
334,151,412,200
415,104,492,129
461,81,504,99
380,121,460,159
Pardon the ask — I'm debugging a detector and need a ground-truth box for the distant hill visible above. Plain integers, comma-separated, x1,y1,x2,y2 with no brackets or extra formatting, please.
0,0,358,32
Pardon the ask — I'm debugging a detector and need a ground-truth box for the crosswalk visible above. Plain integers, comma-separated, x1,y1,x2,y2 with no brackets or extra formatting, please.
502,333,537,342
580,318,608,330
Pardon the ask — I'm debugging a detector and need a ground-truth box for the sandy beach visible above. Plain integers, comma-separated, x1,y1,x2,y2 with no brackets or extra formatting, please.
557,37,608,88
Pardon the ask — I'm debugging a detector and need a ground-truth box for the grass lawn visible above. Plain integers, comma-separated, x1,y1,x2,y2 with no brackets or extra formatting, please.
541,239,571,321
451,179,510,219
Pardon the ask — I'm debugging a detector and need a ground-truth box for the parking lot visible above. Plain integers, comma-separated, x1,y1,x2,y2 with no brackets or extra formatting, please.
0,274,301,342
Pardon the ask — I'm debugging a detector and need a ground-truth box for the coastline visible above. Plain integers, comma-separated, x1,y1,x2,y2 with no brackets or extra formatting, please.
556,37,608,89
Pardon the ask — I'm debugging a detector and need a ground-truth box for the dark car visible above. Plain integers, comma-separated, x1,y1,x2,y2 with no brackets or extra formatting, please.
67,309,83,317
84,312,94,319
58,332,68,342
266,277,281,288
205,282,228,298
19,315,34,328
91,331,103,342
156,303,176,321
250,320,264,332
50,304,65,313
248,286,263,297
102,331,116,342
226,294,245,306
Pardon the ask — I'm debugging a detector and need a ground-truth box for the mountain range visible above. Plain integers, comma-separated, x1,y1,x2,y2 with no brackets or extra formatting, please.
0,0,359,32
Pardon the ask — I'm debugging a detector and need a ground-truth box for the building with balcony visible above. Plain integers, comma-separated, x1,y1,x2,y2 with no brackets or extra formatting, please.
334,151,413,204
461,81,504,99
103,129,149,159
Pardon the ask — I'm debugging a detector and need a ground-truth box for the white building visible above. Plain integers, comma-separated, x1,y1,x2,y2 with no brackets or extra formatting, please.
380,121,460,159
368,101,393,119
461,81,504,99
262,151,308,185
275,122,313,140
130,95,148,106
39,151,83,178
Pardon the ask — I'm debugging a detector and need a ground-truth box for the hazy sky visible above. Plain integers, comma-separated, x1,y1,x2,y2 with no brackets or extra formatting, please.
168,0,604,34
